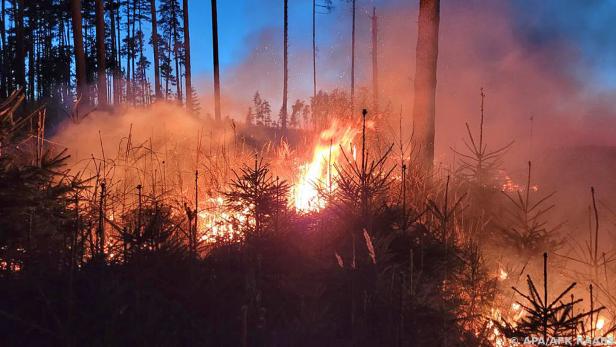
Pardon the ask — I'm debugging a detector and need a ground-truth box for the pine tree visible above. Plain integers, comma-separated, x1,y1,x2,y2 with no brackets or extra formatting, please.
301,103,311,129
262,99,272,127
245,107,254,125
253,92,263,126
159,0,183,102
290,99,304,128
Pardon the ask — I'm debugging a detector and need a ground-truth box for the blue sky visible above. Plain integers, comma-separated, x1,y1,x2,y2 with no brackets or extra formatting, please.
187,1,616,83
182,0,616,115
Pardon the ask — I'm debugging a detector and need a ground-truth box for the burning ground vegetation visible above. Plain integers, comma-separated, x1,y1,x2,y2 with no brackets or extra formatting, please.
2,90,616,347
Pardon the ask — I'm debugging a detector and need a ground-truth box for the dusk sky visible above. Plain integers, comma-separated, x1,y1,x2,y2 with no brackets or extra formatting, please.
185,0,616,97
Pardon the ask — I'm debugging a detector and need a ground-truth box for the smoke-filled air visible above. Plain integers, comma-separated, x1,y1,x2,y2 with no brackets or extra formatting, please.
2,0,616,346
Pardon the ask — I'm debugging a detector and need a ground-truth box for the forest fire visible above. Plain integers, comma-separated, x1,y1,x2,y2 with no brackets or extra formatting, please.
197,196,249,243
2,0,616,346
294,121,359,212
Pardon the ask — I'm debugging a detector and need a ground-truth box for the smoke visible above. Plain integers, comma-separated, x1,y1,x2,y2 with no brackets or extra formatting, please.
191,0,616,154
53,0,616,238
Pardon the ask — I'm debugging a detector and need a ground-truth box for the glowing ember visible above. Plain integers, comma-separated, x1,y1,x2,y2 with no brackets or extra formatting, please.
499,169,539,192
294,121,358,212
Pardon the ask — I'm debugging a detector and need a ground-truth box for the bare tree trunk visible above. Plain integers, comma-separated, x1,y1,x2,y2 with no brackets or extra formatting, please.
150,0,161,99
312,0,316,101
172,0,181,103
116,1,123,102
371,7,378,114
95,0,107,106
280,0,288,130
0,0,6,98
412,0,440,168
70,0,88,105
15,0,25,92
350,0,355,111
110,0,120,105
27,31,33,100
131,0,137,104
211,0,221,121
125,0,132,103
183,0,192,111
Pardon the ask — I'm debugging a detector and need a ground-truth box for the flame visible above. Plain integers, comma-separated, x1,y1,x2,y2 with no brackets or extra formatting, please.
597,316,606,330
499,268,508,281
294,121,358,212
197,196,252,244
499,169,539,192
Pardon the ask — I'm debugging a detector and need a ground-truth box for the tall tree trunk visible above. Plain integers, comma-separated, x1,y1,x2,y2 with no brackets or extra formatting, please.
131,0,137,104
412,0,440,168
350,0,355,111
110,1,119,105
172,0,181,102
312,0,316,101
183,0,192,111
280,0,288,130
211,0,221,121
95,0,107,106
70,0,88,105
14,0,25,92
125,0,131,103
116,1,122,101
137,6,145,104
150,0,161,99
371,7,378,114
1,0,7,98
28,32,34,100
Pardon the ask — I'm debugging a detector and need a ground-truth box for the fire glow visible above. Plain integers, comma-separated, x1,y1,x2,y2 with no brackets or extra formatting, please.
293,121,359,212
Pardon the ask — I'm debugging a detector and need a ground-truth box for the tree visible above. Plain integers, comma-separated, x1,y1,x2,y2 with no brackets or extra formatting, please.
252,92,272,127
290,99,304,128
14,0,25,92
150,0,161,98
412,0,440,168
350,0,355,110
0,0,6,97
159,0,183,102
245,106,254,125
183,0,192,111
211,0,221,120
311,1,333,101
225,159,289,237
301,103,310,128
109,0,121,104
253,92,264,125
371,7,378,114
280,0,288,130
263,100,272,127
70,0,88,107
95,0,107,106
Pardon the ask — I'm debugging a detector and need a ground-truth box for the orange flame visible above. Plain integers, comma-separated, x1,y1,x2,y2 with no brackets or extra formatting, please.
294,121,358,212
